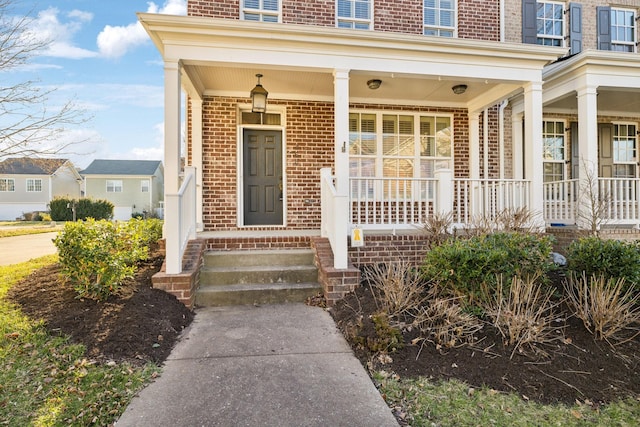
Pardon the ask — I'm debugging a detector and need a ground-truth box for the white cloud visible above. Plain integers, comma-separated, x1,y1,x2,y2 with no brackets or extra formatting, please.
97,0,187,59
27,7,97,59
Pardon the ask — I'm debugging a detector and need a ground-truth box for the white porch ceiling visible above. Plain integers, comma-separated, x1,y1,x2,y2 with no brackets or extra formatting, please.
183,64,509,107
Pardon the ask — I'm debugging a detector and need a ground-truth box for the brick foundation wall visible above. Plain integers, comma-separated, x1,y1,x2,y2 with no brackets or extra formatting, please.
152,239,206,308
348,233,431,267
311,237,361,306
204,235,312,251
548,227,640,255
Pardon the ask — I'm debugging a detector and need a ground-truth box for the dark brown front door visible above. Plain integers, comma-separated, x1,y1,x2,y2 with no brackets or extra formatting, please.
243,129,283,225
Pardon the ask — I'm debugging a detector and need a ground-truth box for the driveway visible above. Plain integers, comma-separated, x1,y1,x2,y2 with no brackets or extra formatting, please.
0,232,59,266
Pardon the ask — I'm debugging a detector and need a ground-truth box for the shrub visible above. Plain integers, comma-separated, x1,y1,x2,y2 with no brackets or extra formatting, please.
412,296,483,349
481,275,561,358
566,237,640,294
49,197,114,221
564,273,640,344
422,232,555,304
54,218,162,301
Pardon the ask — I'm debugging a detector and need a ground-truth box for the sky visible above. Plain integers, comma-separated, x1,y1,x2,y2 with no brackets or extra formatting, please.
5,0,187,168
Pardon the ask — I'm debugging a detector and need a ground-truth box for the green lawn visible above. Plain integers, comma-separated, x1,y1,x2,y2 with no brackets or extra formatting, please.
376,373,640,427
0,256,159,426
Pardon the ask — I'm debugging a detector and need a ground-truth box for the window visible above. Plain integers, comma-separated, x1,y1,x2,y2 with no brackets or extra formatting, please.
337,0,371,30
26,179,42,192
542,120,566,182
141,180,150,193
349,112,452,198
611,8,636,52
536,1,564,46
241,0,280,23
0,178,15,192
423,0,456,37
106,180,123,193
613,123,637,178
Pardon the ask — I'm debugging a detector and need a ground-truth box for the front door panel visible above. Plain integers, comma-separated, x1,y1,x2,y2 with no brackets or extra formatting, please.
243,130,283,225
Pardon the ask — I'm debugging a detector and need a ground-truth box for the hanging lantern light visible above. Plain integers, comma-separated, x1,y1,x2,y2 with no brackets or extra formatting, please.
250,73,268,113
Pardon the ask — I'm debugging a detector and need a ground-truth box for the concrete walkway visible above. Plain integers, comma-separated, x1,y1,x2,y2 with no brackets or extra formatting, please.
116,304,399,427
0,232,58,266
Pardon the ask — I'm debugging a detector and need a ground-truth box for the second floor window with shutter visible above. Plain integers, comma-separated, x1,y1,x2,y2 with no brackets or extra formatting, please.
242,0,280,23
337,0,371,30
423,0,456,37
536,1,564,46
611,8,636,52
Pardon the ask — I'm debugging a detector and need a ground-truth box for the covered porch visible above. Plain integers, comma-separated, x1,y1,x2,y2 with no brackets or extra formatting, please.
138,13,565,275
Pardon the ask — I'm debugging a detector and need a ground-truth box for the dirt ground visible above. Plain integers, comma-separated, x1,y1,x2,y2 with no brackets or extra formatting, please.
7,250,194,366
7,252,640,409
329,274,640,407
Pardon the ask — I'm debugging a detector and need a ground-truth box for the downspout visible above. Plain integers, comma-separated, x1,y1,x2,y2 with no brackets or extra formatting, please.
499,99,509,179
499,0,505,42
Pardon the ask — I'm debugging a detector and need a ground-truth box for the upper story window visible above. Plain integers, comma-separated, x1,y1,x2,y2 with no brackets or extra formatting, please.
536,1,564,46
423,0,456,37
107,180,123,193
26,178,42,192
597,6,637,52
337,0,371,30
141,180,150,193
241,0,280,23
0,178,15,192
611,8,636,52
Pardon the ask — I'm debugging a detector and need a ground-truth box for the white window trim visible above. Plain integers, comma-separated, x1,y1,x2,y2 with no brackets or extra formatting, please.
610,7,637,53
0,178,15,192
26,178,42,192
241,0,282,23
423,0,458,38
542,119,567,182
336,0,373,31
106,179,123,193
612,121,638,165
536,0,565,47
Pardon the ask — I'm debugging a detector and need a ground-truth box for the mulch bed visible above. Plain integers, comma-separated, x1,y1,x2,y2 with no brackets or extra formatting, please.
6,250,194,366
329,276,640,406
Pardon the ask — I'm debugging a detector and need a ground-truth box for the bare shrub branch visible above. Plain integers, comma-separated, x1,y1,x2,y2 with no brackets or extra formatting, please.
482,275,563,358
564,273,640,344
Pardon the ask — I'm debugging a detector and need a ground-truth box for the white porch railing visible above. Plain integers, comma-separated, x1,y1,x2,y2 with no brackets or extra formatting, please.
543,179,578,225
452,178,531,224
599,177,640,225
348,177,439,229
164,166,197,274
320,168,348,269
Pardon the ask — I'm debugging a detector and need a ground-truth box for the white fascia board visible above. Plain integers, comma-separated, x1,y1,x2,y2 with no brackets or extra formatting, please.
139,13,565,82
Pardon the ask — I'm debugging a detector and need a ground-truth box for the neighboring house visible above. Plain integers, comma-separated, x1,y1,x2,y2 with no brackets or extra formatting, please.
138,0,640,306
81,159,164,221
0,158,82,220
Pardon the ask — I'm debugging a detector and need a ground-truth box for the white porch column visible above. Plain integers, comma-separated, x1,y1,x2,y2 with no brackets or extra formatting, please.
333,69,350,195
191,97,204,231
512,112,524,179
164,59,182,274
331,69,350,269
468,112,480,180
576,83,599,229
523,81,544,229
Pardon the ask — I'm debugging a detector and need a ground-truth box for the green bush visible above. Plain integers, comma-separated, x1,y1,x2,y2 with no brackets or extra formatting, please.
54,218,162,301
422,232,555,304
48,197,114,221
566,237,640,294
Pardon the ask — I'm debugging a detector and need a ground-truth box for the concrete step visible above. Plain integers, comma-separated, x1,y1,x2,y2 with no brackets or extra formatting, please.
194,282,323,307
203,249,315,268
199,264,318,287
196,249,321,307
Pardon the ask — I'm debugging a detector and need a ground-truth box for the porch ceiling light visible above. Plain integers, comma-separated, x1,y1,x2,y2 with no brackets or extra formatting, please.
367,79,382,90
452,84,468,95
250,74,268,113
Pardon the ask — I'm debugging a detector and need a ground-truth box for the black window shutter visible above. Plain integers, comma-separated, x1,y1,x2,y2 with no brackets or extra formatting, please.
522,0,538,44
569,3,582,54
596,6,611,50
